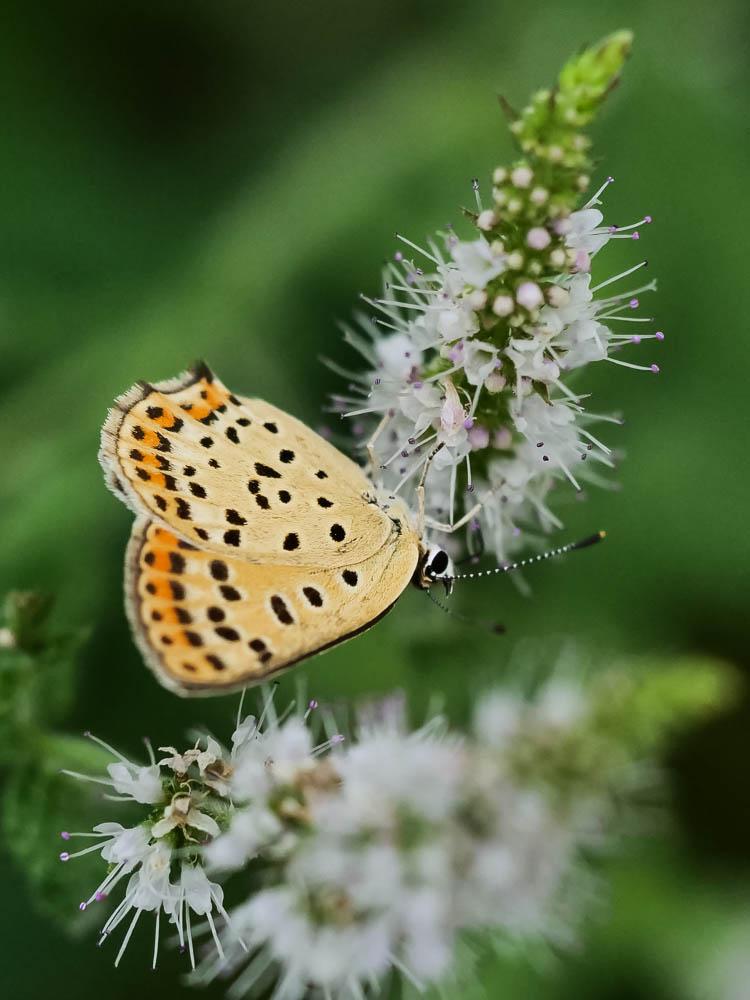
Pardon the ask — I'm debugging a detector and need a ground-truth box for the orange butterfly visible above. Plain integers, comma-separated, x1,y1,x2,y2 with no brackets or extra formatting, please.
99,363,460,695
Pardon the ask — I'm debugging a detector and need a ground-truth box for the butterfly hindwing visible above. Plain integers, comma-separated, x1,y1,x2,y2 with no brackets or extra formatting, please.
100,363,393,567
126,517,420,695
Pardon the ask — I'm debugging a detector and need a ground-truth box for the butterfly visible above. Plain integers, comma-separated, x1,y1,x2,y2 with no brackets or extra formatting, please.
99,362,458,696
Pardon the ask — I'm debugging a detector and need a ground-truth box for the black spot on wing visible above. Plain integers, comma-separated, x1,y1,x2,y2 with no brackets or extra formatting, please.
220,585,241,601
255,462,281,479
342,570,358,587
270,595,294,625
263,422,278,434
224,529,241,547
329,524,346,542
278,490,291,504
303,586,323,607
226,509,247,525
175,498,192,520
283,532,299,551
190,482,207,498
169,552,186,574
210,560,229,581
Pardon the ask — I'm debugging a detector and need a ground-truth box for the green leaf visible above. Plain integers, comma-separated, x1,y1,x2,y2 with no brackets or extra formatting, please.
2,733,123,931
0,591,88,758
593,655,738,755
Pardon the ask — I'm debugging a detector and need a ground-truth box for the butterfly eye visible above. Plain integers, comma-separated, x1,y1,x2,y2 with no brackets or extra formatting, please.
428,549,450,577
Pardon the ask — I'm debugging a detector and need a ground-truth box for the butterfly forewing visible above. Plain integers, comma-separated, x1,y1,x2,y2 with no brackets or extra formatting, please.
100,364,393,567
126,518,419,694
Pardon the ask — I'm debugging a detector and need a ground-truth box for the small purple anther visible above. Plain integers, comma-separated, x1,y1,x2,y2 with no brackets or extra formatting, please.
463,417,474,430
95,892,107,902
608,225,618,233
632,231,640,240
650,363,660,373
644,215,653,223
607,175,615,183
467,484,475,493
59,852,70,862
308,699,318,711
394,251,403,262
83,730,92,738
631,335,642,344
629,298,639,309
412,380,423,389
61,831,71,840
373,378,381,386
79,902,87,912
655,331,665,340
330,734,345,745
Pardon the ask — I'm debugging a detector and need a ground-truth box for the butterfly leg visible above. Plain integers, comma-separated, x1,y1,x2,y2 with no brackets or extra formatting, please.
365,413,392,483
425,502,483,535
415,444,445,537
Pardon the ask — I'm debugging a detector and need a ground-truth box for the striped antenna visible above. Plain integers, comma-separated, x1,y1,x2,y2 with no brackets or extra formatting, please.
447,530,606,582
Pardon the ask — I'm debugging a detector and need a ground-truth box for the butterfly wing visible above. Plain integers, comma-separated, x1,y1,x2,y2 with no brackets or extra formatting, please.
126,518,420,695
100,363,393,567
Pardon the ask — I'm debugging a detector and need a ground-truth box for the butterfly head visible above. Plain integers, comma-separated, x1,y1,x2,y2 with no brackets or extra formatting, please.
415,543,455,596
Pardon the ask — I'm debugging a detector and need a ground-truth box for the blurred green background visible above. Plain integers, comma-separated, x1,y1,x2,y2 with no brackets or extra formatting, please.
1,0,749,996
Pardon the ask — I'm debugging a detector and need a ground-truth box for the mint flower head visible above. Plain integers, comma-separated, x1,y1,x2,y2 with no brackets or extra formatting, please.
334,31,662,562
60,731,234,969
56,657,729,999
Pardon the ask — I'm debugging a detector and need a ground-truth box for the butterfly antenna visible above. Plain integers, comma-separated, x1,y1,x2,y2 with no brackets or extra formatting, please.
446,530,607,582
425,588,506,635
